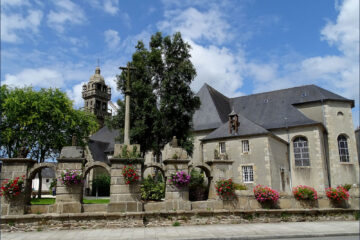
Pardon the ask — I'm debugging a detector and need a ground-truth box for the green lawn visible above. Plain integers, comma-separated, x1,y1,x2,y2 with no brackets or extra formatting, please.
82,198,110,204
30,198,55,205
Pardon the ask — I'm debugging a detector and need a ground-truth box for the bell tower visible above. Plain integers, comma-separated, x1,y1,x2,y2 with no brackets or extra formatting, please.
82,66,111,126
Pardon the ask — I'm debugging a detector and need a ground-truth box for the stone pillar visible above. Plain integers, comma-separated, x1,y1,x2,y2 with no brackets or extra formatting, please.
124,94,130,145
206,160,234,199
108,157,143,212
163,159,191,211
55,146,84,214
0,158,36,215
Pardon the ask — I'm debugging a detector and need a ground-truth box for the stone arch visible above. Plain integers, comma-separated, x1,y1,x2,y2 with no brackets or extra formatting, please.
83,162,111,176
188,163,213,201
28,162,57,179
143,163,165,177
26,162,58,204
189,164,212,178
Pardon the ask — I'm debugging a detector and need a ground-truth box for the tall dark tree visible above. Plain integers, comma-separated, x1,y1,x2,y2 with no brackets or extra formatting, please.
110,32,200,156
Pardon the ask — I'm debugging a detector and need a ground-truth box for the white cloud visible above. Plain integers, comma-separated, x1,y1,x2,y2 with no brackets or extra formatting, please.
103,0,119,15
66,82,86,108
4,68,64,88
47,0,86,33
158,7,231,44
190,41,244,97
104,29,121,49
88,0,119,15
1,10,43,43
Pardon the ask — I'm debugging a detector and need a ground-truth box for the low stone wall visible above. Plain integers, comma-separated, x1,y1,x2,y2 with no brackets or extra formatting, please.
23,189,359,215
1,209,358,232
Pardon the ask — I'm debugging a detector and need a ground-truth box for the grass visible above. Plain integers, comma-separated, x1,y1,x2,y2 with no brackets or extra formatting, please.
82,198,110,204
172,221,181,227
30,198,55,205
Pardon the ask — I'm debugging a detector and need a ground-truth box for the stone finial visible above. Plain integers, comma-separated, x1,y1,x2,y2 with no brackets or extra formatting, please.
72,135,77,146
17,147,29,158
170,136,178,147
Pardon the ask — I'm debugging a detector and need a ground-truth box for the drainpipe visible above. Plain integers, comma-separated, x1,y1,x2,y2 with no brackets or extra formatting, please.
285,117,292,191
321,99,331,187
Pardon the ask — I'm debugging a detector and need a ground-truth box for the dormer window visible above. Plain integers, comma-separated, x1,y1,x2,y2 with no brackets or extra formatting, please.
228,109,239,134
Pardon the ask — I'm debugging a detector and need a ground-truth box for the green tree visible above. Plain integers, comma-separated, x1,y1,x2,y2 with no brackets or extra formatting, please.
110,32,200,156
0,85,99,197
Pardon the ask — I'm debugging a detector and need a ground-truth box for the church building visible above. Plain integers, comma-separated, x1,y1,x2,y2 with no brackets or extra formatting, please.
191,84,359,192
83,66,359,193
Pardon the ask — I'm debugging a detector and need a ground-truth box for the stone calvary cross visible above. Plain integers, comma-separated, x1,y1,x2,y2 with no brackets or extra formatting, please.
119,63,136,145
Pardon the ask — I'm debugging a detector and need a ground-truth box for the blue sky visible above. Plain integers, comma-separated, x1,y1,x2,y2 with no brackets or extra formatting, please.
1,0,359,127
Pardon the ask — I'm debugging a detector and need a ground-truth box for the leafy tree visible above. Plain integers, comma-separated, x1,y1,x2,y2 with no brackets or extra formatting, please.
0,85,99,197
110,32,200,156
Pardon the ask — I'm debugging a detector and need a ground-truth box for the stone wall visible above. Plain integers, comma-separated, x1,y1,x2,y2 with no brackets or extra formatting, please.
1,209,358,232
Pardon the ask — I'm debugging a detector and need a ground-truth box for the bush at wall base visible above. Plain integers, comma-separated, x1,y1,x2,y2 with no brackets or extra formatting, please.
253,185,280,208
293,185,318,200
59,170,83,186
215,179,235,199
122,165,139,185
0,176,25,199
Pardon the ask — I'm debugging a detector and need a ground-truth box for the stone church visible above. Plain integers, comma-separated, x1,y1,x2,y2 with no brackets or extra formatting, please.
84,66,359,193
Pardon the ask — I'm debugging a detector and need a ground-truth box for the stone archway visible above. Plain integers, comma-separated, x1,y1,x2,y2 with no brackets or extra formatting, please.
142,163,166,201
83,162,111,199
188,164,213,201
27,162,58,203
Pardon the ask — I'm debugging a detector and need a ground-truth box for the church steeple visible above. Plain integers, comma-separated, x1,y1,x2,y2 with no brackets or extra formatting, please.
82,66,111,127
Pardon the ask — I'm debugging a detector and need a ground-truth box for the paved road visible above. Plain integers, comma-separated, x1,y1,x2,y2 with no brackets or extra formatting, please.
1,221,359,240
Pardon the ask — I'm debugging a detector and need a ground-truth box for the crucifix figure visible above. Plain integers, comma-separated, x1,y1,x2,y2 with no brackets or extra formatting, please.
119,62,136,145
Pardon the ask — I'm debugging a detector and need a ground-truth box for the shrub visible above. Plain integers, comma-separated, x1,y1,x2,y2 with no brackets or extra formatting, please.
215,179,235,198
293,185,318,200
326,186,349,201
59,170,83,186
253,185,280,204
1,176,24,198
122,165,139,184
341,184,352,191
169,171,190,188
92,174,110,196
49,179,57,191
140,174,165,201
234,183,248,190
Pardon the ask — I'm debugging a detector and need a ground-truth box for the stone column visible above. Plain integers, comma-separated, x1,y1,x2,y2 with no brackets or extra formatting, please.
124,94,130,145
108,158,143,212
0,158,36,215
163,159,191,211
206,160,234,199
55,146,84,214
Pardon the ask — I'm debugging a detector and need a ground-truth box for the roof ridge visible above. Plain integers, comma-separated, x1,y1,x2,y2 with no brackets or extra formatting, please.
231,84,316,100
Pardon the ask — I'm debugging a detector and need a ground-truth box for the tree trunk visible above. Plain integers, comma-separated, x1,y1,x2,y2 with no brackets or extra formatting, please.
37,171,42,198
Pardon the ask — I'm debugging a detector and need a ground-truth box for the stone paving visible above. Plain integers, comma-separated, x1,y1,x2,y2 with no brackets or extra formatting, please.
1,221,359,240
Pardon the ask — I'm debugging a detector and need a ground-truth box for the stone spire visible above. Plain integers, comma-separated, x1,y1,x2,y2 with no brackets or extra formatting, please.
82,66,111,127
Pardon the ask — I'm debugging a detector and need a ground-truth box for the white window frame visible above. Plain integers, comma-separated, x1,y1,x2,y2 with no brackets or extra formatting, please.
242,165,254,183
219,142,226,154
293,137,310,166
338,135,350,162
242,140,249,153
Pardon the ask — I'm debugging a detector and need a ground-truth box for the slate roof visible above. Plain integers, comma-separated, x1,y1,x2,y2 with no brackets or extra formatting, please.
193,84,231,131
194,84,354,141
34,168,55,178
202,113,269,141
88,126,120,163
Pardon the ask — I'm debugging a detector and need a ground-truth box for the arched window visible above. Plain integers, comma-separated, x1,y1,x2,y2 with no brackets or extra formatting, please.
293,137,310,166
338,135,350,162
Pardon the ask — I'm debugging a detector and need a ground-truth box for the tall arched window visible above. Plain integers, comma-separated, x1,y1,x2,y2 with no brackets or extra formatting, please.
338,135,350,162
293,137,310,166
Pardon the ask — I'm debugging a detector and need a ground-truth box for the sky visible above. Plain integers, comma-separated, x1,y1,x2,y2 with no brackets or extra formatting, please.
1,0,359,127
